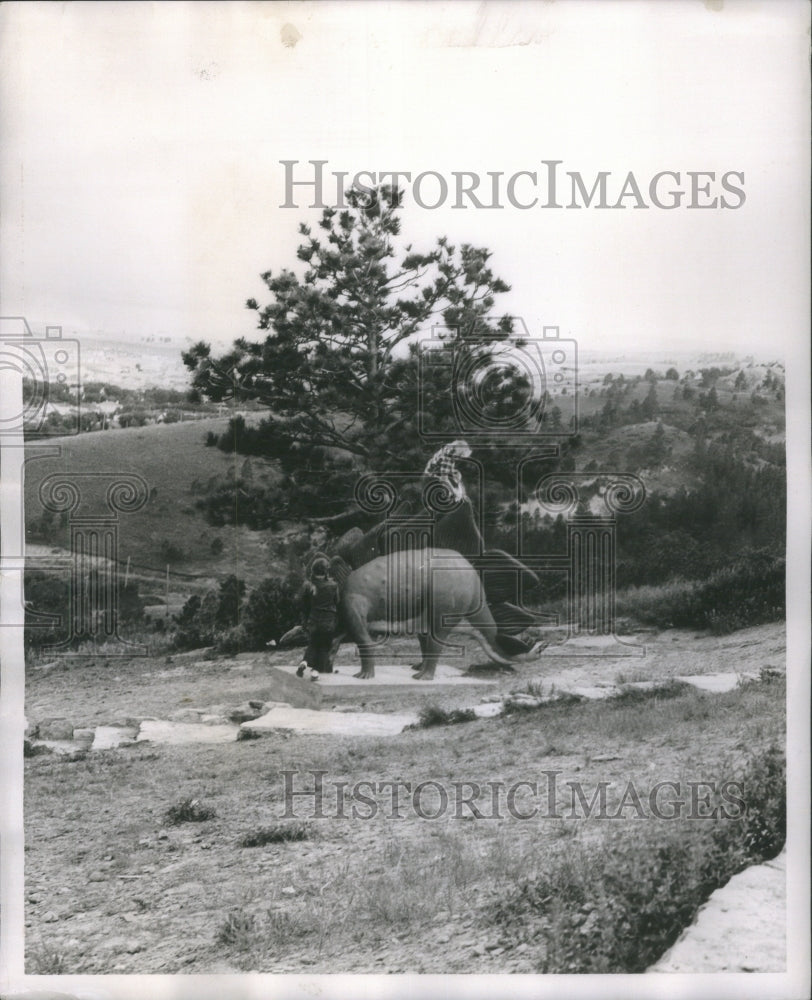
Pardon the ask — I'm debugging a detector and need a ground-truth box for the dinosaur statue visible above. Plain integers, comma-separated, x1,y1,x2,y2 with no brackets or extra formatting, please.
333,547,543,680
332,492,543,658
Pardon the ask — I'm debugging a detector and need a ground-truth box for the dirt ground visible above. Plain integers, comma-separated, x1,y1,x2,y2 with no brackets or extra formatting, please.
24,622,786,974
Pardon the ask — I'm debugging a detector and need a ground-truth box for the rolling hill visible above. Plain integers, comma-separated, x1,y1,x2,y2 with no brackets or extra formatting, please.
24,417,290,589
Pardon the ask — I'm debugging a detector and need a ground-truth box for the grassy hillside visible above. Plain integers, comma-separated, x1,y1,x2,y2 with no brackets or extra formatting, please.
24,417,290,588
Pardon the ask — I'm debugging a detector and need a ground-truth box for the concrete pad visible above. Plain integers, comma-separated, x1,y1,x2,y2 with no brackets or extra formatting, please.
242,705,417,737
272,661,495,688
255,664,324,708
676,672,753,693
136,720,239,745
650,851,785,972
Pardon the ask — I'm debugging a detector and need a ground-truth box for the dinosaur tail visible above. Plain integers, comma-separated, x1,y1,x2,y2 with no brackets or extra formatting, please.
459,603,517,666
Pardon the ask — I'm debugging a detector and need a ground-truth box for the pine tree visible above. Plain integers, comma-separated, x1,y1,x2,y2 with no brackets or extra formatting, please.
183,185,515,472
640,382,659,420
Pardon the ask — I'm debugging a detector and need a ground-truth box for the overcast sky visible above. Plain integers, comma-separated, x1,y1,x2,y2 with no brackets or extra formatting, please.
1,1,809,358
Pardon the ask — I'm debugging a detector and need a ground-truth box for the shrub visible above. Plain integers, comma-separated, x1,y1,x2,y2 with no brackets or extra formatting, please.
163,797,216,825
173,574,298,653
237,576,301,647
489,745,785,973
172,576,246,651
196,477,286,529
159,539,185,563
23,571,144,648
614,550,784,633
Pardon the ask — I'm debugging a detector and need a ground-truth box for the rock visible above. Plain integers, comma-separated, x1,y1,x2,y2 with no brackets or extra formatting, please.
489,947,505,956
38,718,74,741
201,714,230,726
471,946,485,957
73,728,95,745
88,871,106,882
281,885,297,896
42,910,59,922
227,702,265,724
157,829,169,840
473,703,503,718
242,706,417,737
651,851,786,972
126,940,144,954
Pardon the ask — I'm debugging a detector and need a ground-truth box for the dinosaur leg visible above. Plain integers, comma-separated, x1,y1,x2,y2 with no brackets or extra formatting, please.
411,632,427,670
342,598,377,679
413,628,449,681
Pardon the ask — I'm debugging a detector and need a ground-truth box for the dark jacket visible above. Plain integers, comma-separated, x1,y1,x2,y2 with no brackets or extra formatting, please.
302,578,339,631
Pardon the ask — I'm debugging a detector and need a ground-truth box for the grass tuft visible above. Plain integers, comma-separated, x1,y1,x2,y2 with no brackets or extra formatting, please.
239,822,311,847
608,680,691,706
163,797,216,825
217,909,259,949
27,941,67,974
417,704,477,728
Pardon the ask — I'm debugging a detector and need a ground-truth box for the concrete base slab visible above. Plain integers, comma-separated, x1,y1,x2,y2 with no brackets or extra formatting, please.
251,664,324,708
242,705,417,737
272,661,496,688
137,720,239,745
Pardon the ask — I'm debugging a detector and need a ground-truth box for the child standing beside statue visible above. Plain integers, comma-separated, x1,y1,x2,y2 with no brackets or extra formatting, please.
296,557,339,680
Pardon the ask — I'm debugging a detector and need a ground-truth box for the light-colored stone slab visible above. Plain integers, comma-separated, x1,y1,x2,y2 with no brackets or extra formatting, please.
32,739,85,754
242,705,417,737
650,851,786,972
567,685,615,700
542,635,647,657
676,672,754,693
136,720,238,745
473,703,503,718
92,726,138,750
